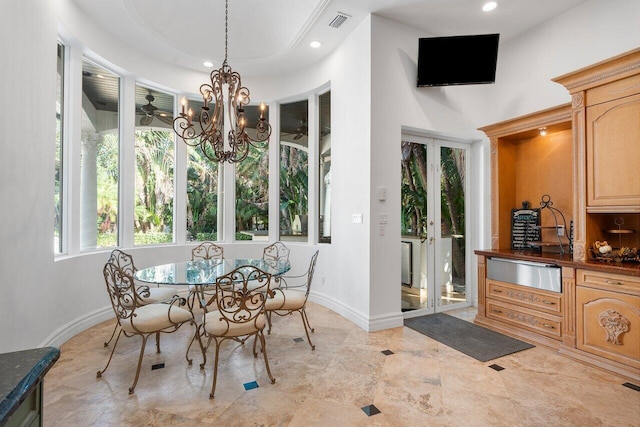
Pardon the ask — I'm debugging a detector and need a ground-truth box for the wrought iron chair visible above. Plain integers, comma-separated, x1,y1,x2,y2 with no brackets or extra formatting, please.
185,241,226,361
191,241,224,261
265,250,319,350
102,249,178,347
195,265,276,399
97,249,193,394
187,241,225,311
262,241,290,262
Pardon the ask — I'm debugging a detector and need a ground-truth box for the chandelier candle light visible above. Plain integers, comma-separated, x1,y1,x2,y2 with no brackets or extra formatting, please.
173,0,271,163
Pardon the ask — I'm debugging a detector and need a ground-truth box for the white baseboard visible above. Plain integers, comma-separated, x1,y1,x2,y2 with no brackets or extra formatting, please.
40,306,113,348
308,293,404,332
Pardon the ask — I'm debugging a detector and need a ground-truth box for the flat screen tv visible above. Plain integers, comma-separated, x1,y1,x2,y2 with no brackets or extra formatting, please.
417,33,500,87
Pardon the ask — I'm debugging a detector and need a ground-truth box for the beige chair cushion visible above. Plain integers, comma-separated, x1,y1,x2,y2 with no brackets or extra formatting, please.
121,286,177,309
120,304,192,334
203,311,266,337
141,286,177,304
265,289,306,311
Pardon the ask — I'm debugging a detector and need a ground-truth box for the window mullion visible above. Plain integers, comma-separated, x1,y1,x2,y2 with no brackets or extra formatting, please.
120,77,136,248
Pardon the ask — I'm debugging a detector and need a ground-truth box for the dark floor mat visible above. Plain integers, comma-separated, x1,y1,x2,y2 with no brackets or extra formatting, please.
404,313,534,362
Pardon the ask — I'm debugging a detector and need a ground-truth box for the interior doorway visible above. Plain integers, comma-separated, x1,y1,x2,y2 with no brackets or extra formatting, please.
400,133,471,315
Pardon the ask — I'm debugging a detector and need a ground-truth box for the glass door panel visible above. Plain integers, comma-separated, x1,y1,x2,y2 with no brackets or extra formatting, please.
438,146,467,309
401,137,469,314
401,141,430,312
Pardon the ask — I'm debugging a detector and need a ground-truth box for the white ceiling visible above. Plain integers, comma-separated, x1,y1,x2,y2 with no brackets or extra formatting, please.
72,0,587,76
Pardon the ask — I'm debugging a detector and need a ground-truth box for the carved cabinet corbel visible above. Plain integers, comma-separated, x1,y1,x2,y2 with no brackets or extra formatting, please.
576,269,640,371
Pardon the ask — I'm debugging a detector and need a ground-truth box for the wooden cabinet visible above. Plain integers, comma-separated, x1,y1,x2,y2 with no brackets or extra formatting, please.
576,269,640,371
475,251,640,381
553,48,640,261
586,87,640,210
475,49,640,383
474,253,571,349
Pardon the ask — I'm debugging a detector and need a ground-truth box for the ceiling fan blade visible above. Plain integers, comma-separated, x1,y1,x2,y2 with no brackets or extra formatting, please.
157,114,174,125
139,115,153,126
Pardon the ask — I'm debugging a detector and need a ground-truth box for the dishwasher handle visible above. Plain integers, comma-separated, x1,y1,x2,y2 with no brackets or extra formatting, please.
488,257,559,269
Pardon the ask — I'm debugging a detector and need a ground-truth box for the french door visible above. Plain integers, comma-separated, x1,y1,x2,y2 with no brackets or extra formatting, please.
400,134,470,315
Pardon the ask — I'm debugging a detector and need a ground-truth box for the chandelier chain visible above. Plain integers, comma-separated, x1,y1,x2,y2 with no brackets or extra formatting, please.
224,0,228,64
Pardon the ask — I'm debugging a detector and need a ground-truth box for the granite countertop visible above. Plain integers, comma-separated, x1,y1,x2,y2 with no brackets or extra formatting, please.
0,347,60,424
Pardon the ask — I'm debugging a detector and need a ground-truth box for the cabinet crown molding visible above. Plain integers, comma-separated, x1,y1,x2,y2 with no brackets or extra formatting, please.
478,104,571,139
553,48,640,93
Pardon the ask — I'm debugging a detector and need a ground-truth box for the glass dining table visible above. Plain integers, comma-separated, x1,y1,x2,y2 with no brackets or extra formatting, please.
134,258,291,287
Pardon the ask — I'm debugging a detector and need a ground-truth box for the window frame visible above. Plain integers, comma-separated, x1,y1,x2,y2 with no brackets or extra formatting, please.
55,41,68,255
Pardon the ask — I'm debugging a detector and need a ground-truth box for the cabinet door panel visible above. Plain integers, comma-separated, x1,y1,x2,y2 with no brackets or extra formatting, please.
576,286,640,368
586,93,640,208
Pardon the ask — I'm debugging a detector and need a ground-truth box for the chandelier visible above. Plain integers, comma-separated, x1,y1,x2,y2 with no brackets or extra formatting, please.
173,0,271,163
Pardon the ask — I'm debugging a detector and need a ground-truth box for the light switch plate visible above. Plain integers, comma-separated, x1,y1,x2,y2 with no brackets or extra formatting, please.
378,187,387,201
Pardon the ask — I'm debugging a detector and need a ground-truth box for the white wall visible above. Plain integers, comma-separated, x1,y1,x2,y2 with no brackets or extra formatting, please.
0,0,639,352
0,0,58,352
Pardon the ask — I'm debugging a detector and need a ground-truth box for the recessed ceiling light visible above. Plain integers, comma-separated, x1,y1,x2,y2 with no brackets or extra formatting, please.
482,1,497,12
203,60,214,67
310,40,322,49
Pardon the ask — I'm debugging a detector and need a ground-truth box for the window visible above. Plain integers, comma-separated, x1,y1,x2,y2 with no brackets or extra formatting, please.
186,99,220,241
279,100,309,241
134,85,175,245
319,90,331,243
80,59,120,250
235,105,270,241
55,43,65,254
64,49,333,251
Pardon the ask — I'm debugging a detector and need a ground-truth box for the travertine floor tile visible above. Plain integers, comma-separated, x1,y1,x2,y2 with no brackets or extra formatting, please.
43,304,640,426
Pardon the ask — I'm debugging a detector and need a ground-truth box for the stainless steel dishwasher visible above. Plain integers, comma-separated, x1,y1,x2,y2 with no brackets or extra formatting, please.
486,257,562,292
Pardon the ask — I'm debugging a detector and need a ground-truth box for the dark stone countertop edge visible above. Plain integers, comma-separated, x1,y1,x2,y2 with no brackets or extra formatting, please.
0,347,60,424
474,249,640,277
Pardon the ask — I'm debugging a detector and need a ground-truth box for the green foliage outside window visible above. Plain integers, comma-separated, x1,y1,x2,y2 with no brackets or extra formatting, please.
236,143,269,234
400,143,465,238
187,147,218,240
279,145,308,235
95,133,119,247
134,129,174,245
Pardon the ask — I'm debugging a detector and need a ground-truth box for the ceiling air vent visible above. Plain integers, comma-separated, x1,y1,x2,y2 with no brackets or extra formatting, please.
328,12,351,29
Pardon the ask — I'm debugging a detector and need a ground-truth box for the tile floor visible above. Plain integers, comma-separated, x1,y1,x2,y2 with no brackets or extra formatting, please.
43,303,640,426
